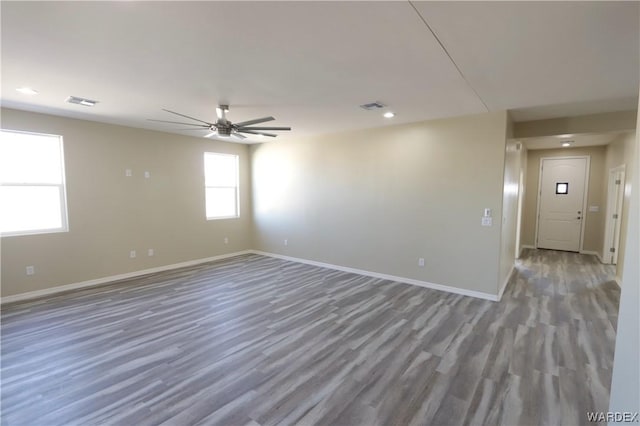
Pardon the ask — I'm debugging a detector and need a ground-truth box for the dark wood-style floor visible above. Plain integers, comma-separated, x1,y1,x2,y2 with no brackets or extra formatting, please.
1,249,619,426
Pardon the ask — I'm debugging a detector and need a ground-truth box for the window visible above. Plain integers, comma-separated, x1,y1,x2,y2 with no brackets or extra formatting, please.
556,182,569,195
204,153,239,219
0,130,69,236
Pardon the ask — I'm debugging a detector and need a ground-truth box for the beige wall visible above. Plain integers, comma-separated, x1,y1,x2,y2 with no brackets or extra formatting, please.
606,134,628,168
521,146,607,255
6,106,631,301
604,131,636,281
514,110,637,138
251,111,509,296
1,108,253,297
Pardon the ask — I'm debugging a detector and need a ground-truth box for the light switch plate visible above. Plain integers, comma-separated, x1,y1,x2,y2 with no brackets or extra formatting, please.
589,205,599,212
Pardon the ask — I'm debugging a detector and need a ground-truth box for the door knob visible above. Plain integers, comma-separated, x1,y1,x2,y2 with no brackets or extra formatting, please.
577,216,582,220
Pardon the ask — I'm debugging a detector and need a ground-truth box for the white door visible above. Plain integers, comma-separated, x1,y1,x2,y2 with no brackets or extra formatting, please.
537,157,588,252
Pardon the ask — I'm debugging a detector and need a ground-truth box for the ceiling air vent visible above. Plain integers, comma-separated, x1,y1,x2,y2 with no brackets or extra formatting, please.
360,101,385,111
66,96,98,107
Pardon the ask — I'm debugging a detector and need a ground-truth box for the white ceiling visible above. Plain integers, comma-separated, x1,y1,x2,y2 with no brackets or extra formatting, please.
1,1,638,144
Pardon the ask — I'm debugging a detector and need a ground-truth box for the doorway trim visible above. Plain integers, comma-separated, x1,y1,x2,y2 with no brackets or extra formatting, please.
603,164,626,265
534,155,591,251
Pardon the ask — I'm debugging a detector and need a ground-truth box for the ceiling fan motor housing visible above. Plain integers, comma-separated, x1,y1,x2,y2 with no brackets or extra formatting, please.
217,122,233,136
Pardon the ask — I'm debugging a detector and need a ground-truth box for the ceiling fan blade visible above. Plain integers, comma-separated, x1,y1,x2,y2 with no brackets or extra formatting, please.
237,126,291,131
148,119,210,127
175,128,212,131
238,129,277,137
232,132,247,140
162,109,213,125
233,116,275,127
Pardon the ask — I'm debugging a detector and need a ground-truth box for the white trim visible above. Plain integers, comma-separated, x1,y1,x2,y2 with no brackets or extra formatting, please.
614,275,622,288
534,158,543,248
580,157,591,252
580,250,603,263
1,250,252,304
535,155,591,251
498,264,516,301
603,165,626,265
2,249,503,305
251,250,500,302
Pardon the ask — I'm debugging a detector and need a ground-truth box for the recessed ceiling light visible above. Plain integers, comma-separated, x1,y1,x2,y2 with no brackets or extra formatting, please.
16,87,38,95
562,142,572,147
557,134,575,138
383,112,395,118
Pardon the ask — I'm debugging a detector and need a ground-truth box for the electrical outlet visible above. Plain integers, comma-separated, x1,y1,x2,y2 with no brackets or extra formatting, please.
284,239,288,246
147,249,154,257
224,237,229,244
26,266,35,276
418,258,425,267
144,171,150,178
125,169,132,177
129,250,136,258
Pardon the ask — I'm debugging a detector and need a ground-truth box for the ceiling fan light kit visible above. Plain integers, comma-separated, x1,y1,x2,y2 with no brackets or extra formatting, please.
148,105,291,141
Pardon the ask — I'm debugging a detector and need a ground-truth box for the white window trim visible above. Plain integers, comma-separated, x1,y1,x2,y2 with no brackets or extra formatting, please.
204,152,240,220
0,130,70,237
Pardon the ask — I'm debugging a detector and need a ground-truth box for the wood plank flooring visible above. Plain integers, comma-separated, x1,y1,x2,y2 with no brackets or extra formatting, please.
1,249,619,425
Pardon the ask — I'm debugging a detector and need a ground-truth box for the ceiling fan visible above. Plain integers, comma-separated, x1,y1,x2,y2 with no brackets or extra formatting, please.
148,105,291,140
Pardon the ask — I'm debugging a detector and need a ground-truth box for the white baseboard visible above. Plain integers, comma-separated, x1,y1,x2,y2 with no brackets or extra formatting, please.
498,264,516,301
1,250,252,305
2,249,502,304
519,245,535,258
251,250,500,302
615,275,622,287
580,250,603,263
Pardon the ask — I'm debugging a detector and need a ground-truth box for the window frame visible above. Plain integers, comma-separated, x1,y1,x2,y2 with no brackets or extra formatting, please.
555,182,569,195
204,152,240,220
0,129,70,237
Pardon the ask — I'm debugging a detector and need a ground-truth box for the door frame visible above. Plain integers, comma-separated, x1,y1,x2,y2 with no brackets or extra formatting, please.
603,165,626,264
534,155,591,251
